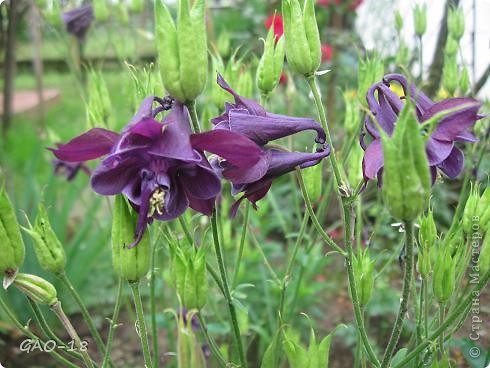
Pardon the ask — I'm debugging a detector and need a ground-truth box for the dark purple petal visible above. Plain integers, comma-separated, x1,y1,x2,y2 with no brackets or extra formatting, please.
425,137,454,166
127,117,164,139
262,148,330,180
148,103,201,162
221,150,271,184
185,195,216,216
216,74,266,117
91,156,144,195
49,128,119,162
230,179,273,218
227,110,326,145
178,159,221,200
190,129,264,168
422,98,481,142
362,139,384,181
438,146,464,178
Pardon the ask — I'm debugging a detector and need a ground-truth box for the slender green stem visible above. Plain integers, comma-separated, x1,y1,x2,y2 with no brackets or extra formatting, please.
197,312,228,368
50,301,95,368
438,304,445,356
0,297,80,368
211,210,247,368
27,298,86,363
380,222,415,368
58,273,109,364
344,202,381,367
249,228,281,285
279,212,309,320
296,170,346,256
232,201,250,288
130,281,153,368
305,75,344,190
150,241,159,368
424,278,429,340
102,278,124,368
394,270,490,368
418,36,424,82
186,100,201,133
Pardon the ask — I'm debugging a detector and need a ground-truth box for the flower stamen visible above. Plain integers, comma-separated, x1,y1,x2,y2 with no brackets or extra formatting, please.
148,188,166,218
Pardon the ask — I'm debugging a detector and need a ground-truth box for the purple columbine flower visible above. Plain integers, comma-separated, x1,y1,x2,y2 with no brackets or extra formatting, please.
361,73,482,184
50,97,263,247
63,4,94,41
191,74,330,216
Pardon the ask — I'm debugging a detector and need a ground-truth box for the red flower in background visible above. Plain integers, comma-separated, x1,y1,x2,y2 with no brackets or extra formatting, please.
264,14,284,40
321,44,333,62
279,73,288,85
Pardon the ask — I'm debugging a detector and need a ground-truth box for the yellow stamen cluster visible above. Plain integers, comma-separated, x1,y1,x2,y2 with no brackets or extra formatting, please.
148,188,166,218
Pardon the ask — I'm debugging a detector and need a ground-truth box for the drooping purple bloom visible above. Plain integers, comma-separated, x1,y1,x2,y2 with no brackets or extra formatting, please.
52,157,91,181
62,4,94,41
51,97,262,246
361,73,482,184
192,74,330,216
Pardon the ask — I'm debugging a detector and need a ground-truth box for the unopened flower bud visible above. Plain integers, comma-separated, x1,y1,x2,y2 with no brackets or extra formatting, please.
394,10,403,32
14,273,58,306
0,184,25,286
116,1,129,25
155,0,208,102
237,70,253,99
86,68,112,129
433,246,455,304
459,66,470,95
112,195,150,282
479,234,490,278
477,185,490,232
444,37,459,56
395,41,410,66
419,208,437,248
417,246,432,279
381,102,431,221
303,149,323,202
217,29,231,59
413,4,427,37
358,54,384,107
353,249,375,307
256,24,285,97
442,54,458,96
347,144,363,189
447,7,465,41
282,0,321,76
462,183,480,235
22,204,66,275
93,0,109,22
176,310,206,368
343,91,359,136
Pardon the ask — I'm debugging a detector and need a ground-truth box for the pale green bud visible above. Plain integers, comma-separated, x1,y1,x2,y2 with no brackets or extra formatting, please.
14,273,58,306
413,4,427,37
442,54,458,96
358,54,384,107
448,7,465,41
395,10,403,32
217,29,231,59
433,246,455,303
459,66,470,95
444,37,459,56
256,25,285,96
94,0,110,22
352,249,375,307
462,183,480,235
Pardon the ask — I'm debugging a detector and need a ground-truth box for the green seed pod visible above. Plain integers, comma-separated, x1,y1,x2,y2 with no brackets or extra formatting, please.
282,0,321,76
442,54,458,96
419,208,437,248
171,244,208,310
22,204,66,275
479,234,490,278
352,249,375,307
155,0,208,102
256,25,285,97
462,183,480,235
93,0,110,22
0,184,25,281
14,273,58,306
394,10,403,32
112,195,150,282
444,37,459,57
413,4,427,37
357,54,384,107
417,245,432,279
459,65,470,95
381,102,431,221
447,7,465,41
433,246,455,304
217,29,231,59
